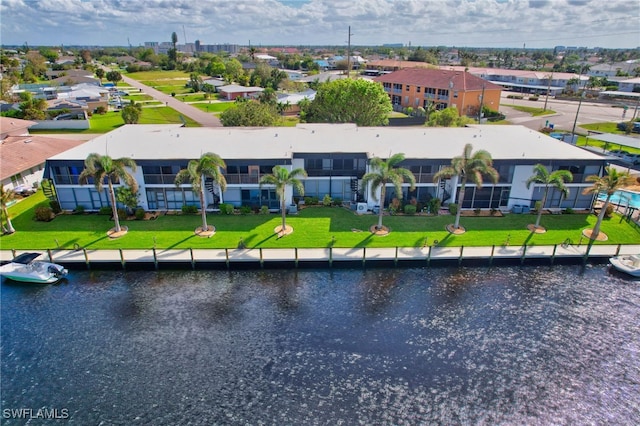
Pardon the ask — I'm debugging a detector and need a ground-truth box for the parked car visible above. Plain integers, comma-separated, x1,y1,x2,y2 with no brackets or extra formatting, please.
623,153,640,165
616,121,640,133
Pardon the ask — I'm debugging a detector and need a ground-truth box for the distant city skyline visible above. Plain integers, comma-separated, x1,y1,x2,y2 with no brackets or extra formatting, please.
1,0,639,49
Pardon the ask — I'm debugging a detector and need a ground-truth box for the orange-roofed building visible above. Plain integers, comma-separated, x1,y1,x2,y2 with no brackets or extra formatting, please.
374,68,502,118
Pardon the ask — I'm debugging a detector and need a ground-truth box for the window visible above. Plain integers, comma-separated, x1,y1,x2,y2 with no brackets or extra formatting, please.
417,86,421,93
405,85,410,91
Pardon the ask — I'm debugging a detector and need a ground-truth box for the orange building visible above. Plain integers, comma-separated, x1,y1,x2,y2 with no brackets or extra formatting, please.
374,68,502,118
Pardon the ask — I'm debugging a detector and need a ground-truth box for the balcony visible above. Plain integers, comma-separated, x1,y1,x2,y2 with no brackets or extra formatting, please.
224,174,261,185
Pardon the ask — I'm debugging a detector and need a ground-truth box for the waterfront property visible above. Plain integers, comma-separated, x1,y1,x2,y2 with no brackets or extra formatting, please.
43,123,607,214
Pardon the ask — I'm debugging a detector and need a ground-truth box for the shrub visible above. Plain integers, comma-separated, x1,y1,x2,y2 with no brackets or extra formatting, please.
135,208,146,220
404,204,417,215
49,200,62,214
448,203,458,215
181,205,198,214
529,96,539,101
534,200,543,212
99,206,112,215
490,207,498,216
427,198,441,215
563,207,574,214
239,205,252,215
604,204,614,218
333,198,342,207
95,106,107,115
322,194,332,207
389,198,401,215
34,206,53,222
260,205,269,215
474,208,481,215
219,203,234,215
117,208,127,220
73,205,86,214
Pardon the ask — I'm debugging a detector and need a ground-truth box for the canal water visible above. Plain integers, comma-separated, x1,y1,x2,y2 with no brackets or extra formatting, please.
2,265,639,425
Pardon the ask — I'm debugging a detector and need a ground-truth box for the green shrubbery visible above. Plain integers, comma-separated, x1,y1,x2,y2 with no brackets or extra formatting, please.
404,204,417,215
219,203,234,215
181,205,198,214
448,203,458,215
135,208,146,220
34,206,53,222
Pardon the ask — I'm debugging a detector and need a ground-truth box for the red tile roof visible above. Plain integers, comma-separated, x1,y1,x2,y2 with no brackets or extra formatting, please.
374,68,502,91
0,135,87,180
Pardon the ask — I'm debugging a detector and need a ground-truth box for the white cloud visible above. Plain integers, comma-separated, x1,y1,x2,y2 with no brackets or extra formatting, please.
1,0,638,48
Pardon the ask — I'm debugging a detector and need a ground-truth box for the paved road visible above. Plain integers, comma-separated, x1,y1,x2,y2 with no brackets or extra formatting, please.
120,74,223,127
499,93,639,134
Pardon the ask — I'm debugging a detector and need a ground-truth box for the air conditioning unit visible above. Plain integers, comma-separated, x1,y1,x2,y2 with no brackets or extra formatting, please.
356,203,368,214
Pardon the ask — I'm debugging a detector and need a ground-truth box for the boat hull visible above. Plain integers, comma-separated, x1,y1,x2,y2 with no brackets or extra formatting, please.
609,256,640,278
0,261,68,284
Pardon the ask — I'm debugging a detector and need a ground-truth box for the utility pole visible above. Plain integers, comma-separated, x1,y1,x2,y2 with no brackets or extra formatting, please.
346,26,353,78
477,83,485,123
543,72,553,111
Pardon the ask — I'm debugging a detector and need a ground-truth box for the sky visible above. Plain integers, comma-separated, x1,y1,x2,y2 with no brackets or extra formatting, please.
1,0,639,49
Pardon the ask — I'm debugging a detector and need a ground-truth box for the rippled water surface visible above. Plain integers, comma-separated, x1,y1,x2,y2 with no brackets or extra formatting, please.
2,265,639,425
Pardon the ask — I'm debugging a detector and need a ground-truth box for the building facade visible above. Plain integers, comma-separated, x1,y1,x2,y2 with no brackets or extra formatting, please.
43,124,606,214
374,68,503,117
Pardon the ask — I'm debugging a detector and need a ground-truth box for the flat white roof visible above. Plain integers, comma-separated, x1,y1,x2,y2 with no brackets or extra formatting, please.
49,124,605,162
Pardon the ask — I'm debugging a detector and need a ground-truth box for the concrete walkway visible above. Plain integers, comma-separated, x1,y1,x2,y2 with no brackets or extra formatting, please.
120,75,223,127
2,244,638,269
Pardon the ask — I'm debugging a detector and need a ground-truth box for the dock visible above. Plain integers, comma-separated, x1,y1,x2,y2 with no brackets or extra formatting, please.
2,243,639,270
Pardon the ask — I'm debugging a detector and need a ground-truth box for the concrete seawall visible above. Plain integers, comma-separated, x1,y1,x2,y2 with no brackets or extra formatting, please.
2,244,639,270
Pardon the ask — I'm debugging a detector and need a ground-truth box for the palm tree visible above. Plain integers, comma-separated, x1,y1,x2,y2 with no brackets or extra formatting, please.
361,153,416,232
175,152,227,235
259,165,307,236
526,164,573,231
0,186,17,234
582,166,634,240
79,153,138,235
433,143,499,233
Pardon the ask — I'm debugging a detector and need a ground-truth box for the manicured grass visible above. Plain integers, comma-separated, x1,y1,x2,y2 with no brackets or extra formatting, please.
176,93,220,102
190,102,235,114
502,105,556,116
3,197,639,251
581,122,620,134
126,70,191,81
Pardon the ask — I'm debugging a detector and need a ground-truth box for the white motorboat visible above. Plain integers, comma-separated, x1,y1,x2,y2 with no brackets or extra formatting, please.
609,254,640,278
0,252,68,284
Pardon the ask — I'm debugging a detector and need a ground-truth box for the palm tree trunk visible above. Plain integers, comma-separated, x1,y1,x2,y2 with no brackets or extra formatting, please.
108,180,121,232
2,206,14,234
200,177,208,230
592,194,611,238
281,196,287,231
454,181,465,229
377,185,386,230
535,188,548,229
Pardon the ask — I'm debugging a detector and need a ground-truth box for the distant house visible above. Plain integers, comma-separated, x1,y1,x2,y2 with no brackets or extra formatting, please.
374,68,502,117
202,78,227,92
0,117,87,191
298,71,346,84
218,84,264,101
277,89,315,116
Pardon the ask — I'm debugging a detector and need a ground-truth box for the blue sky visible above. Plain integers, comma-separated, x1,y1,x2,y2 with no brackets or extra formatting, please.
1,0,638,49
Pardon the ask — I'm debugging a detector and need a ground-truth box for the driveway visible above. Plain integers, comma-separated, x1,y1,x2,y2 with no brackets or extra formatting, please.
120,75,223,127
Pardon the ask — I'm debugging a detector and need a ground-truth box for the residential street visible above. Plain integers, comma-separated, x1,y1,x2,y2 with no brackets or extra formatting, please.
120,74,223,127
499,93,639,134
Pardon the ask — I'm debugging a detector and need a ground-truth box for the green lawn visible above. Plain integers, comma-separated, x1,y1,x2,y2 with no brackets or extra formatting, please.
126,70,191,81
190,102,235,114
3,192,639,251
502,104,556,116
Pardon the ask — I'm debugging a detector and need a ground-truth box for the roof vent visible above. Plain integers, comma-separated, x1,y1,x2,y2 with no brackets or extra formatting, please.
24,139,32,143
376,134,379,137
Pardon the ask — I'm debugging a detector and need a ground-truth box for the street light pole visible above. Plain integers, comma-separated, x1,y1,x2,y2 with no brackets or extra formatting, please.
571,90,585,136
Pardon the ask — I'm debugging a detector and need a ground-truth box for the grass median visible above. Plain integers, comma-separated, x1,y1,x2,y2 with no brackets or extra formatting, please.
2,191,639,251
